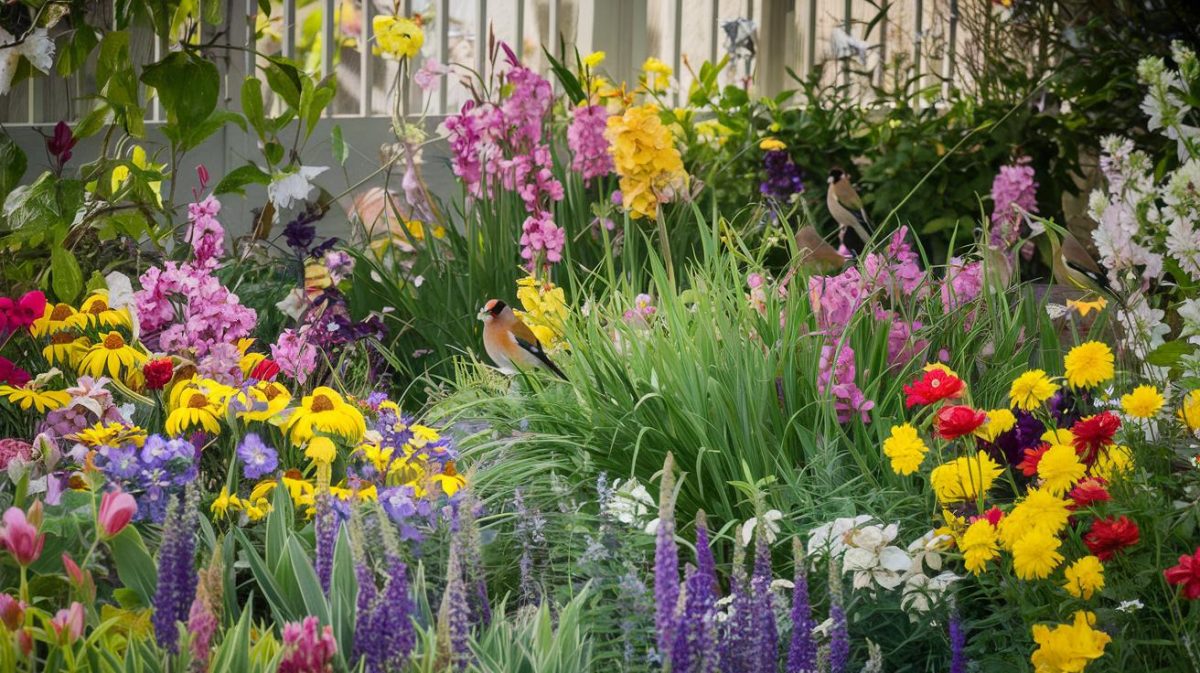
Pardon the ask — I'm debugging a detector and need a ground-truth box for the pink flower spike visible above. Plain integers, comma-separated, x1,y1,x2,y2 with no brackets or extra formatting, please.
0,506,44,567
98,490,137,539
50,602,84,644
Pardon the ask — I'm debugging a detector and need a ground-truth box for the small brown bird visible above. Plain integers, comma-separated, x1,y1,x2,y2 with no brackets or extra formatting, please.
826,167,872,249
478,299,567,380
794,225,848,273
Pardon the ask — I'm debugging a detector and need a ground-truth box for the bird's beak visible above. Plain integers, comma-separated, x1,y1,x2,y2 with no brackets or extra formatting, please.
827,176,834,184
477,309,490,321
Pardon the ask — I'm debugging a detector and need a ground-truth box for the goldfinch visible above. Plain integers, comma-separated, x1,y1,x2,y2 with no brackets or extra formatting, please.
826,167,872,249
1045,227,1121,304
479,299,568,380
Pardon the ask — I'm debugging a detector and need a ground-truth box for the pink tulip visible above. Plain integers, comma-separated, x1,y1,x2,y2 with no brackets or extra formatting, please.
0,506,44,566
98,490,137,538
61,554,95,602
0,594,24,631
50,602,84,643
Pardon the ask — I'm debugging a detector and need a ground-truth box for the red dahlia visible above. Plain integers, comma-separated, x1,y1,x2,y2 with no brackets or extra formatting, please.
1072,412,1121,464
1084,515,1140,561
1016,443,1051,477
903,368,965,408
1068,477,1111,509
933,405,988,440
142,358,174,390
1165,547,1200,600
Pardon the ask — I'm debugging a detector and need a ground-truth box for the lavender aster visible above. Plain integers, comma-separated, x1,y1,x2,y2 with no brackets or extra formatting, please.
152,489,199,653
827,558,850,673
237,433,278,480
786,538,817,673
654,453,680,657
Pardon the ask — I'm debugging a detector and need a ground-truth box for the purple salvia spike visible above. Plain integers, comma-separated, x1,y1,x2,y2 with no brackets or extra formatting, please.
151,489,199,654
949,602,967,673
654,453,680,658
379,555,415,669
353,560,381,671
695,511,718,597
827,557,850,673
445,540,471,670
721,539,753,673
751,522,778,672
786,538,817,673
315,491,337,594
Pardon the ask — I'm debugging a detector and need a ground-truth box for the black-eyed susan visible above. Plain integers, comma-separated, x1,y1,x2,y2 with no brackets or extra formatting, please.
66,421,148,449
165,379,228,436
231,380,292,423
68,292,132,330
43,333,90,368
430,461,465,496
31,303,78,337
0,385,69,413
286,387,366,445
79,332,146,380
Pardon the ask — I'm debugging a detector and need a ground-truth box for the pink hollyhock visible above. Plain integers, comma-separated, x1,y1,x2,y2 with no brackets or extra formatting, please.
185,195,225,269
990,160,1038,248
568,104,613,184
817,339,875,424
808,268,866,336
413,56,448,91
271,327,319,385
0,439,31,471
278,616,337,673
520,210,566,267
941,258,983,313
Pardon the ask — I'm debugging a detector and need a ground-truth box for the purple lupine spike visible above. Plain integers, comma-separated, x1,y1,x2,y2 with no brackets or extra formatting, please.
654,453,680,658
458,497,491,628
949,604,967,673
695,511,718,597
377,556,415,669
315,491,337,594
670,560,720,673
442,541,471,670
751,523,778,672
353,560,380,669
152,490,198,653
786,538,817,673
827,558,850,673
721,540,754,673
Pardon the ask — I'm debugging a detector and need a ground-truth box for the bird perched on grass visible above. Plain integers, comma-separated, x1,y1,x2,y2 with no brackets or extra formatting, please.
478,299,568,380
1044,227,1124,307
794,225,848,274
826,167,872,250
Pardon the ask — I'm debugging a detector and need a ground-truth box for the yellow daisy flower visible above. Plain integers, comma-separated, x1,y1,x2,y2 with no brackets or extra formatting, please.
31,303,78,337
165,379,228,436
43,333,90,367
1063,555,1105,600
1121,385,1164,419
68,292,132,330
1009,369,1059,410
430,461,465,496
0,385,70,413
285,387,367,445
79,332,147,380
231,380,292,423
67,422,147,449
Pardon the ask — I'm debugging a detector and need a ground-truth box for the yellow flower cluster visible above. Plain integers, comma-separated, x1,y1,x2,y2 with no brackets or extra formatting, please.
1030,611,1111,673
1036,443,1086,496
974,408,1016,442
1120,385,1163,418
516,276,569,352
640,57,672,93
606,104,688,220
1063,555,1105,600
997,488,1071,579
355,404,466,497
882,423,928,475
1009,369,1058,410
31,292,145,387
959,519,999,575
1063,341,1114,389
929,451,1002,504
373,16,423,60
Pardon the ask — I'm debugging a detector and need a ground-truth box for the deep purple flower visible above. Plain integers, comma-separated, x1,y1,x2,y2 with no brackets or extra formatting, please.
990,409,1046,467
654,454,680,657
152,491,199,653
47,121,77,167
98,445,141,481
282,205,322,252
1048,388,1083,428
237,433,278,480
353,554,414,673
669,512,721,672
721,541,755,673
314,492,337,594
949,606,967,673
353,560,380,666
750,526,778,671
827,560,849,673
786,539,817,673
760,150,805,201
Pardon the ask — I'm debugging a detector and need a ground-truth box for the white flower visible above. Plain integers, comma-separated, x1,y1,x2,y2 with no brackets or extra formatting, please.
605,477,654,528
0,27,54,96
275,287,310,320
900,571,959,619
830,27,869,64
268,165,328,211
906,529,952,573
807,514,873,559
1116,599,1144,613
841,523,912,591
740,509,784,547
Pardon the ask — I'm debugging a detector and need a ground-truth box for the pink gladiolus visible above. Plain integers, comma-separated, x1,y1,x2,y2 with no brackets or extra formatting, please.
99,490,137,538
50,602,84,643
0,594,24,631
0,506,44,566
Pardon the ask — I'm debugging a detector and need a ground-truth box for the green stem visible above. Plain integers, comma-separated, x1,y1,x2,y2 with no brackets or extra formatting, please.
656,211,675,289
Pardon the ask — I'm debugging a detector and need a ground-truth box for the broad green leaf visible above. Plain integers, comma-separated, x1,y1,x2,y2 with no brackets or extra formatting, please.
95,211,151,242
264,141,285,166
1146,339,1195,368
233,527,296,626
213,163,270,196
242,77,268,139
3,173,83,233
331,125,348,165
180,109,246,152
542,46,585,104
73,103,113,139
303,77,335,140
52,247,84,302
287,536,330,624
109,527,158,606
96,31,130,90
264,58,303,111
57,25,99,76
0,133,26,209
141,52,219,128
209,598,254,673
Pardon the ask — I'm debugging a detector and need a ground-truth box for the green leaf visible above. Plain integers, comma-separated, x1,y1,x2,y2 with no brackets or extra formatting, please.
264,58,303,111
331,125,348,166
57,25,99,76
542,46,586,104
2,173,83,232
109,527,158,606
73,103,113,139
1146,340,1195,368
179,109,245,152
141,52,220,128
287,536,330,623
209,598,254,673
213,163,271,196
50,247,84,303
302,77,335,140
0,133,26,210
233,527,297,626
264,141,285,166
96,31,130,91
95,211,151,242
242,77,267,139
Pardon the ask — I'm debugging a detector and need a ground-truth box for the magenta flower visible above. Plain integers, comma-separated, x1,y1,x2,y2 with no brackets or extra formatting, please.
0,594,24,631
568,104,613,184
99,489,137,538
0,505,44,567
50,602,84,643
279,616,338,673
990,160,1038,248
271,327,319,385
47,121,77,169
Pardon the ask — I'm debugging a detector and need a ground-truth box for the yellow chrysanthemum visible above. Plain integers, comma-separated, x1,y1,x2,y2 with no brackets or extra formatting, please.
1120,385,1164,419
1041,428,1075,445
165,379,228,436
286,387,367,445
998,488,1071,550
1090,445,1133,481
936,509,968,540
1030,611,1111,673
0,385,70,413
1178,390,1200,432
882,423,928,476
606,104,688,220
32,303,78,337
1012,531,1064,580
975,408,1017,442
1063,341,1114,389
959,519,999,575
929,451,1002,504
1010,369,1059,410
68,292,131,330
373,15,424,59
1063,555,1104,600
1037,443,1087,496
759,137,787,151
79,332,147,380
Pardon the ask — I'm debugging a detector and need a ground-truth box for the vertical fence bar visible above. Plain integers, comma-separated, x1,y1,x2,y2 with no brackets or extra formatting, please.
709,0,718,66
282,0,297,60
807,0,817,76
842,0,852,86
878,0,888,90
438,0,450,114
912,0,923,106
321,0,335,79
153,33,164,121
516,0,526,60
475,0,488,76
360,0,373,116
245,0,257,81
943,0,958,99
549,0,560,55
672,0,682,106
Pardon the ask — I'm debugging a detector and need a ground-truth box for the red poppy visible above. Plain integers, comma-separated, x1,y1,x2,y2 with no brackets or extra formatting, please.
1016,443,1051,477
1164,547,1200,600
1084,515,1140,561
1068,477,1111,509
903,368,965,408
1072,412,1121,464
142,358,174,391
250,358,281,382
933,405,988,440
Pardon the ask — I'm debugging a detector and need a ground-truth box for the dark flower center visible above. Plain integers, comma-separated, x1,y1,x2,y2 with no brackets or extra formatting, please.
103,333,125,349
310,394,334,412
